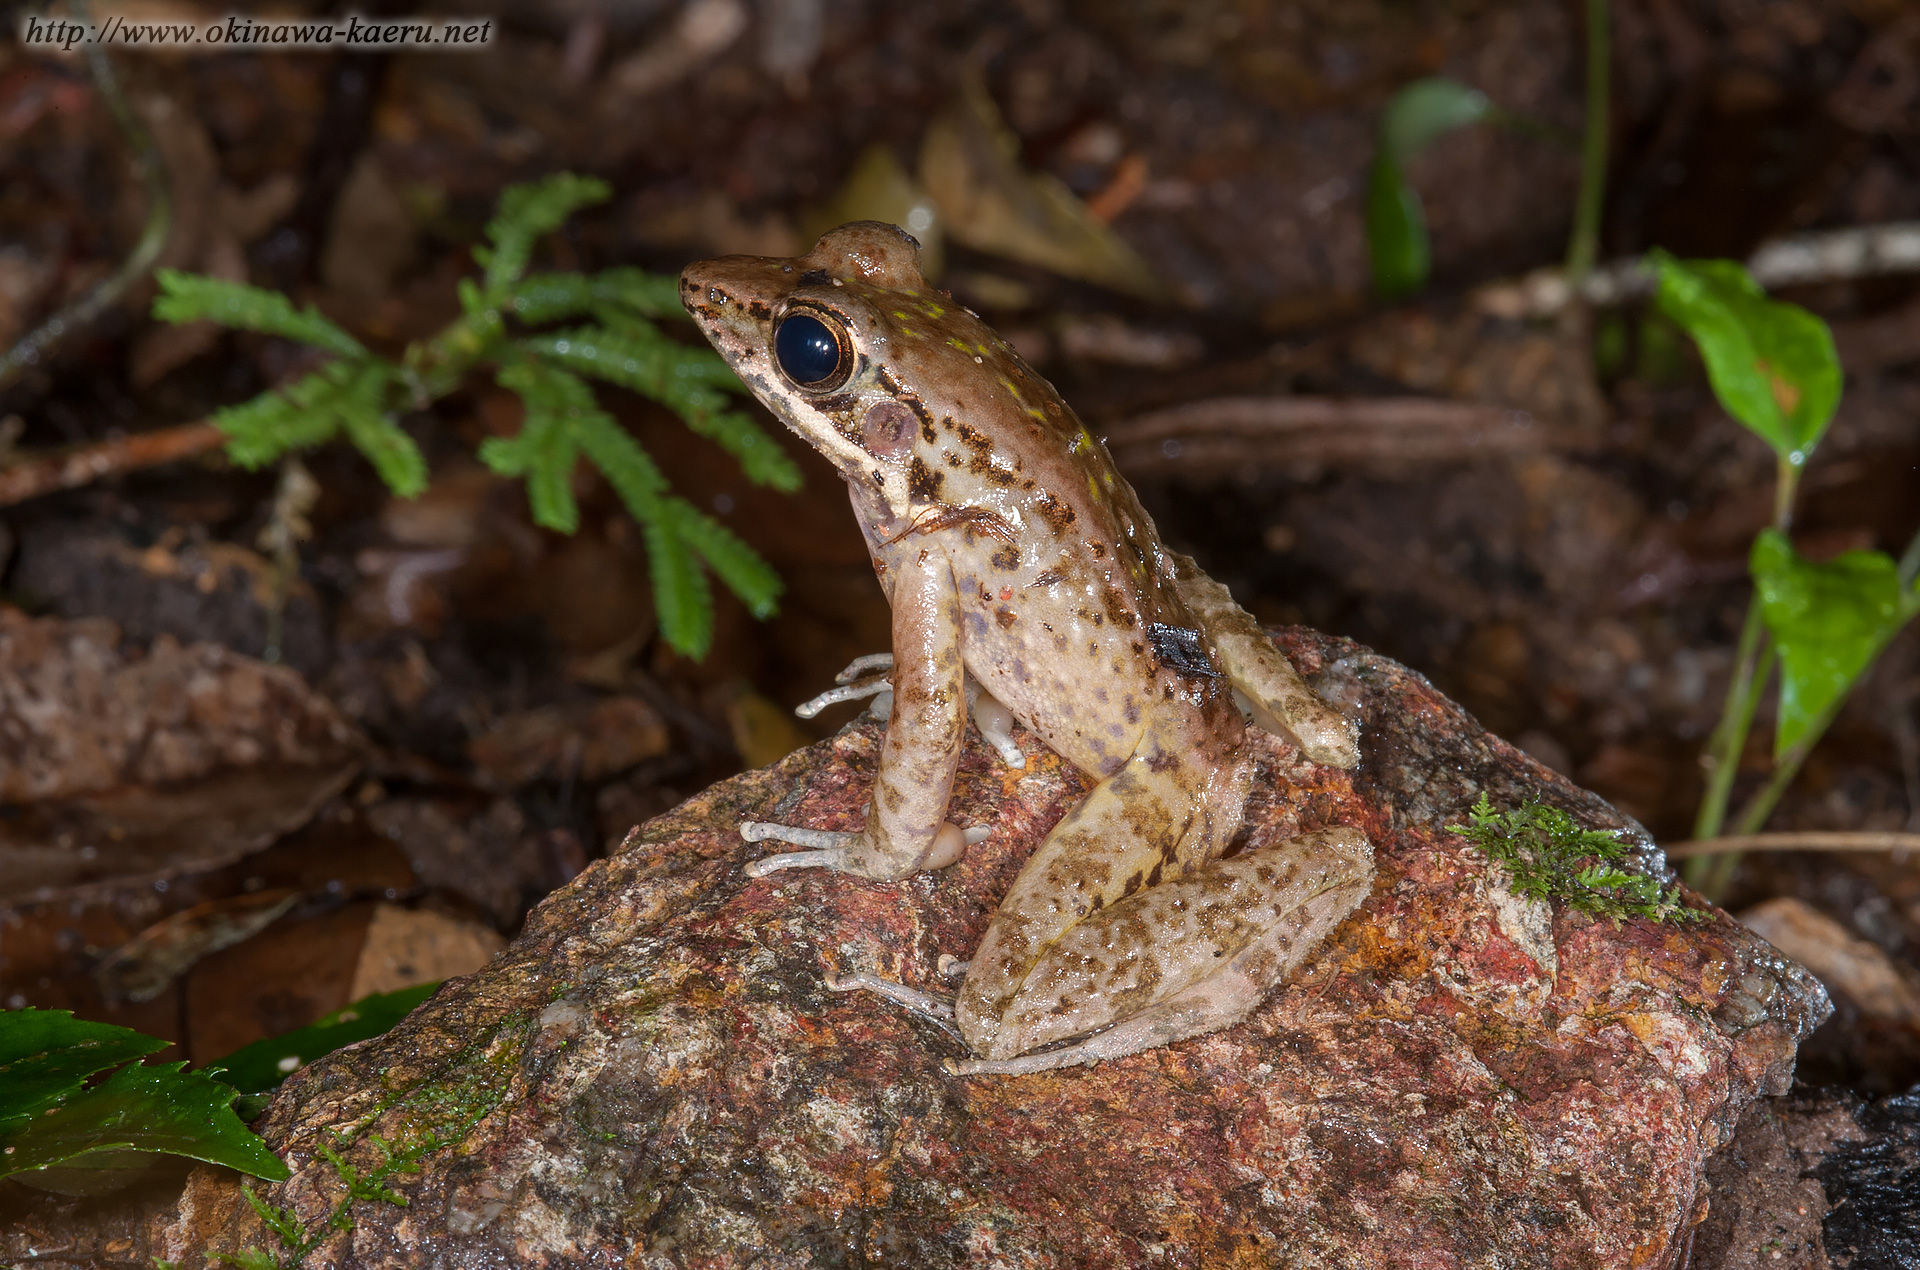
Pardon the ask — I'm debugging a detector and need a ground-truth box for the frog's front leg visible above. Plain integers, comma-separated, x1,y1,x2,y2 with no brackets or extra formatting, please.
745,546,971,880
1170,556,1360,769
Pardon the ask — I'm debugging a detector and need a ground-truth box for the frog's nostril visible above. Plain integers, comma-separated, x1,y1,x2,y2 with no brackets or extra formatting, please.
708,286,729,305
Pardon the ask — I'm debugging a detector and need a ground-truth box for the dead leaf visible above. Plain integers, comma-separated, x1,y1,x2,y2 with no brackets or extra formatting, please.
347,903,504,1000
92,888,301,1003
801,144,943,278
1740,896,1920,1023
918,71,1166,301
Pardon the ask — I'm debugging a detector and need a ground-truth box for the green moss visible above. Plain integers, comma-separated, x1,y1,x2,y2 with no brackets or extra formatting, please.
217,1012,533,1268
1448,792,1702,926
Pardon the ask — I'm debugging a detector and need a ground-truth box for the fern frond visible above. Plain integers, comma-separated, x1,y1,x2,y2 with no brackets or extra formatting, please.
488,360,590,532
522,328,800,491
641,515,712,659
511,268,686,325
214,361,388,468
154,270,364,358
667,498,781,618
477,174,611,298
339,407,427,498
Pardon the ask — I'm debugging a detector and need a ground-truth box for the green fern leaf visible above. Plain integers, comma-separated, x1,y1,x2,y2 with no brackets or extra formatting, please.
523,329,799,491
588,266,685,318
642,515,712,659
480,175,611,298
340,409,427,498
667,498,781,618
214,361,389,469
153,270,363,358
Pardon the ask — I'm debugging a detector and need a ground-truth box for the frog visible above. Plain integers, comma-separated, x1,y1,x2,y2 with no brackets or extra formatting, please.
681,222,1374,1076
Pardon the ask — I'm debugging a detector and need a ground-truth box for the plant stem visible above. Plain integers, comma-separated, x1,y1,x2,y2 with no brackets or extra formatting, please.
1685,602,1772,889
1566,0,1611,279
0,24,171,391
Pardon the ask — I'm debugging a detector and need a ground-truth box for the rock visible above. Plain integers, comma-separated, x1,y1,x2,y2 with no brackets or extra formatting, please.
0,631,1830,1267
1690,1084,1920,1270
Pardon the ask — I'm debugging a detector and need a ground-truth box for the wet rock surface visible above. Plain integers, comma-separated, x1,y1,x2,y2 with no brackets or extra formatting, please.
2,631,1832,1267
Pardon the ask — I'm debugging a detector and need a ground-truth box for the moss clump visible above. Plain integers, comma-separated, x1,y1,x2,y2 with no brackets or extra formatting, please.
1449,792,1702,926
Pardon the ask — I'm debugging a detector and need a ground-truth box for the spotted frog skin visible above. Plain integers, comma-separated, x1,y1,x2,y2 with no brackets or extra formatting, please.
682,222,1373,1076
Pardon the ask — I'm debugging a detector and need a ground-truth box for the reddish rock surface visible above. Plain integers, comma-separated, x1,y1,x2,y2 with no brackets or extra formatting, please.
1,631,1829,1268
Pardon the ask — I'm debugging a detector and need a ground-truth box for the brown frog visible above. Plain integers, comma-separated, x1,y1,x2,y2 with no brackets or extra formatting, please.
682,222,1373,1076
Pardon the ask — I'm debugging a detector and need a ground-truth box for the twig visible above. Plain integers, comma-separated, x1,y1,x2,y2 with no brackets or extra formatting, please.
1476,220,1920,319
0,420,225,507
1666,832,1920,860
0,19,172,391
1102,396,1568,477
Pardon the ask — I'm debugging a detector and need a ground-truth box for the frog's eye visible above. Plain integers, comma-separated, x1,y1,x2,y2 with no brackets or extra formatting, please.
773,311,851,391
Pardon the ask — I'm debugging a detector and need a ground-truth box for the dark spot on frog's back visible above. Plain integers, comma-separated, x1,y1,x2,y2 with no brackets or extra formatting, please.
1148,623,1220,679
990,544,1020,571
908,456,944,499
745,300,773,320
800,269,832,285
1034,489,1076,536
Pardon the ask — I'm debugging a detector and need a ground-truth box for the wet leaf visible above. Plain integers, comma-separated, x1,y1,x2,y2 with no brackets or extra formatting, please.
1751,529,1920,756
803,143,944,278
0,1009,287,1193
207,983,440,1094
1365,78,1492,298
1652,253,1841,465
919,73,1165,300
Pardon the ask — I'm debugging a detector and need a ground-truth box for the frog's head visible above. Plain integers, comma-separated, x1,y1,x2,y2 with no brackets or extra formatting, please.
681,221,972,521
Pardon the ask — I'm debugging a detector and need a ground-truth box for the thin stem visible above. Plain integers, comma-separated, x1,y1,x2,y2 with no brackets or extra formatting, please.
1773,455,1801,532
1565,0,1610,279
1688,602,1770,846
0,20,172,391
1898,523,1920,590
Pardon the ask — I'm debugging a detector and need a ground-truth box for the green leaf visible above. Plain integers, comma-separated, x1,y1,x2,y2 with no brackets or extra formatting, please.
642,514,712,659
1365,156,1429,300
1365,78,1493,297
669,499,782,619
0,1059,288,1192
511,268,686,325
479,174,612,298
214,360,392,471
1651,252,1842,464
340,409,427,498
206,984,440,1095
0,1009,166,1133
1750,529,1920,756
153,270,364,359
523,327,801,491
1378,77,1494,163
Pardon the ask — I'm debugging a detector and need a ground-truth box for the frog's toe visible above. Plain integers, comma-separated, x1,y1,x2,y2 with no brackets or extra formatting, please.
740,821,862,875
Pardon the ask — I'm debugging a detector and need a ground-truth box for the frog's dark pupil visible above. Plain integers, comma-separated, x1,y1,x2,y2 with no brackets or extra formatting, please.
775,313,844,386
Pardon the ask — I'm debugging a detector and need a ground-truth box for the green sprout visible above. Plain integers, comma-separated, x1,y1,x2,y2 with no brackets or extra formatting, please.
1449,792,1701,926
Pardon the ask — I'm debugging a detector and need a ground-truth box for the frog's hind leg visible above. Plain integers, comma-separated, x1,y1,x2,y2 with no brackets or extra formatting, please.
952,827,1373,1075
954,737,1252,1060
1170,557,1359,770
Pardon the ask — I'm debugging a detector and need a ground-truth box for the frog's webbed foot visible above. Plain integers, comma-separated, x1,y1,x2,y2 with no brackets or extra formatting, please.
740,819,988,877
790,653,1026,770
740,822,865,875
827,968,959,1028
794,654,896,719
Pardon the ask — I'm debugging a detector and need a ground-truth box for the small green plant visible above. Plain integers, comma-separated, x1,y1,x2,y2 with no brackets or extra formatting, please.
1364,78,1494,298
153,172,801,658
1653,252,1920,897
1366,0,1609,295
220,1134,426,1269
0,1008,288,1194
1449,792,1701,925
